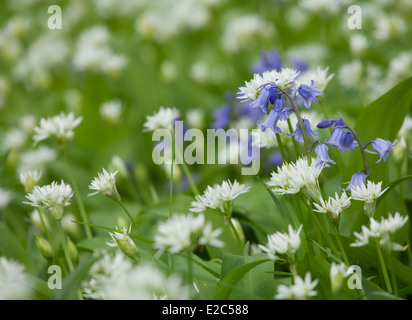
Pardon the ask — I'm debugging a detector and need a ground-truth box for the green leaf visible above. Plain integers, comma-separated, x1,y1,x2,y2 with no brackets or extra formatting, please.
53,257,97,300
377,175,412,205
0,222,36,274
212,254,271,300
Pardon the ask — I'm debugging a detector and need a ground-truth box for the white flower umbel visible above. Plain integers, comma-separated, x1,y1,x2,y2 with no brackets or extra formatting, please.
259,224,303,263
313,191,351,223
351,212,408,252
350,180,388,217
275,272,318,300
19,169,42,193
106,225,139,261
295,66,334,91
237,68,300,102
143,107,180,132
198,222,224,248
33,112,82,146
330,262,349,295
24,180,73,221
0,257,32,300
89,168,121,202
19,146,57,171
267,157,323,201
190,179,250,216
154,213,223,254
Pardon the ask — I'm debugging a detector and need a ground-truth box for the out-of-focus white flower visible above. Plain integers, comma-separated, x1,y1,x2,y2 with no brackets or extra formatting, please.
259,225,303,262
143,107,180,132
135,0,210,43
0,188,12,210
100,99,123,124
29,209,51,233
275,272,318,300
83,252,190,300
374,14,407,41
300,0,341,17
221,14,275,53
89,168,121,202
24,180,73,221
186,109,205,129
63,89,83,113
154,213,223,253
386,52,412,88
251,127,278,149
160,60,177,82
19,169,42,193
1,128,26,151
349,34,368,58
351,212,408,252
110,155,128,179
19,146,57,171
330,262,349,295
19,114,36,135
338,60,363,90
0,257,32,300
33,112,82,146
190,179,250,215
72,25,127,75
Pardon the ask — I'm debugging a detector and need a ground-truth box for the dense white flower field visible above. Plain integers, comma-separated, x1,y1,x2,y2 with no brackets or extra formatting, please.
0,0,411,301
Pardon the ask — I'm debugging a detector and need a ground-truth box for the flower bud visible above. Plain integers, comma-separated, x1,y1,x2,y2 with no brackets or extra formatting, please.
35,234,53,261
106,226,140,261
67,237,79,264
392,137,406,165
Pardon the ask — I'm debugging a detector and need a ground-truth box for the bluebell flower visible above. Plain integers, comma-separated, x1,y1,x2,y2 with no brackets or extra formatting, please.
315,143,335,167
252,49,282,74
287,118,320,143
365,138,397,163
273,94,292,120
257,108,283,133
326,127,358,152
297,80,323,109
317,116,346,129
265,151,283,169
212,105,231,129
250,86,277,113
344,171,368,191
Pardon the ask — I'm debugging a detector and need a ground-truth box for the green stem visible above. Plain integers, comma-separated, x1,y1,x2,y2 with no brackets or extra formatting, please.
118,201,143,236
387,251,398,296
278,88,311,164
63,150,92,239
170,135,175,217
57,220,74,273
287,118,301,159
175,146,199,196
331,225,350,266
375,238,392,293
187,251,193,285
275,134,288,163
227,217,243,253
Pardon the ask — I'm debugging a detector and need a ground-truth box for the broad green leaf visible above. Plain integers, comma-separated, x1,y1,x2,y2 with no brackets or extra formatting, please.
53,257,97,300
213,254,271,300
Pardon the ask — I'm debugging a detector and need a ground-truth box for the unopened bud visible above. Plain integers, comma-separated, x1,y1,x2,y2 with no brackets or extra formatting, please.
35,234,54,260
392,137,406,165
67,237,79,264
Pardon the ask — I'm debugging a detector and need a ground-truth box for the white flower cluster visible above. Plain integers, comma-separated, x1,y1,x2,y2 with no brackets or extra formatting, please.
72,25,127,76
0,188,12,210
190,179,250,215
259,224,303,262
33,112,83,145
0,257,32,300
89,168,121,202
82,252,190,300
275,272,318,300
351,212,408,252
24,180,73,221
143,107,180,132
350,180,388,217
154,213,223,254
267,157,323,200
313,191,351,221
238,68,300,102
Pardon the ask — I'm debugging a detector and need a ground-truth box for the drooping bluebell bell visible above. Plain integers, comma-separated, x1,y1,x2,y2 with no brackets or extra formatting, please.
290,58,308,72
250,86,277,113
315,142,335,167
344,171,368,191
252,49,282,74
287,118,320,143
326,127,358,152
257,107,283,133
364,138,397,163
297,80,323,109
211,105,231,129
